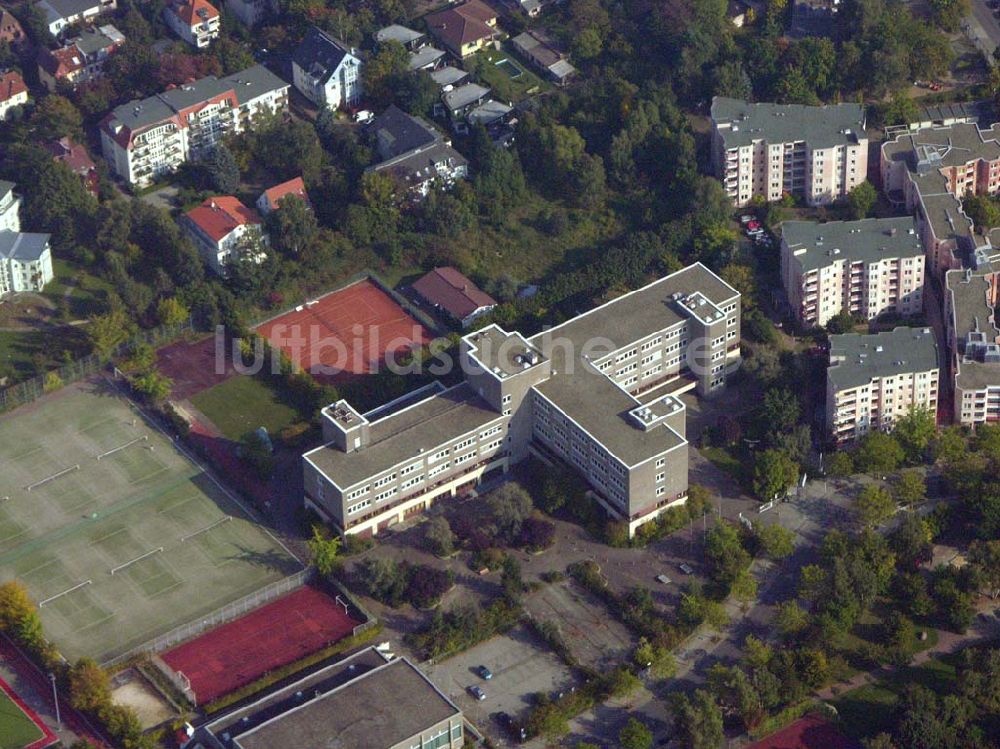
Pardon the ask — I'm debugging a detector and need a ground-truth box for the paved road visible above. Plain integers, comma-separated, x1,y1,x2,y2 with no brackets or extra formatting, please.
967,0,1000,57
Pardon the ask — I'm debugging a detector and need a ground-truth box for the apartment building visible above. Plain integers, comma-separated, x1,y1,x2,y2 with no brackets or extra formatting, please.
35,0,117,36
882,122,1000,277
0,182,20,234
187,647,465,749
0,70,28,121
100,65,288,188
0,184,54,297
164,0,220,48
291,27,362,110
303,263,741,539
827,327,939,444
38,24,125,92
711,97,868,207
781,217,925,328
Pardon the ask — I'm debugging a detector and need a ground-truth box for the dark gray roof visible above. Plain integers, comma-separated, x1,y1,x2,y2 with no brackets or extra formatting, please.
408,46,446,70
0,181,14,200
371,140,468,183
711,96,866,150
72,24,123,55
468,99,512,126
430,66,469,88
305,382,501,488
292,26,353,85
221,64,288,106
828,327,939,391
371,104,440,159
443,83,489,111
0,231,50,261
946,267,1000,391
917,100,992,127
781,217,924,272
36,0,100,22
376,24,423,45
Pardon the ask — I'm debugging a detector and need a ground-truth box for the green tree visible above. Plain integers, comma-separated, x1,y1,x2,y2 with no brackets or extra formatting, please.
894,406,937,464
892,470,927,507
0,581,36,632
755,522,795,559
31,95,83,141
306,525,342,576
855,432,905,476
156,297,190,327
673,689,724,749
825,450,855,477
68,658,111,713
968,539,1000,598
890,512,932,568
929,0,970,31
363,41,411,109
826,310,856,334
732,568,758,603
619,717,654,749
423,516,455,557
132,368,172,403
775,600,809,636
209,144,240,193
487,484,533,543
704,521,751,586
89,308,133,359
846,181,877,220
752,449,799,501
855,484,896,528
961,194,1000,229
266,195,319,255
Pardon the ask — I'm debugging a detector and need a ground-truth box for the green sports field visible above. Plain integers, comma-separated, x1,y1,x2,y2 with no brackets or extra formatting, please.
0,688,43,749
0,382,301,664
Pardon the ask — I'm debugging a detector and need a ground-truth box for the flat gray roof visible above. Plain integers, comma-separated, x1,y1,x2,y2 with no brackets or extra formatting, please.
443,83,489,110
376,24,423,45
430,66,468,87
782,217,924,272
409,46,446,70
828,327,939,390
305,382,502,488
711,96,865,150
232,657,460,749
946,267,1000,391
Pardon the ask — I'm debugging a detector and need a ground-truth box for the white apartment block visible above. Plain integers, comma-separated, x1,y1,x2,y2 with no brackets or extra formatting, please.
827,327,939,444
711,97,868,208
0,181,20,233
292,27,362,111
164,0,220,48
781,218,925,328
0,182,54,298
100,65,288,188
303,264,741,539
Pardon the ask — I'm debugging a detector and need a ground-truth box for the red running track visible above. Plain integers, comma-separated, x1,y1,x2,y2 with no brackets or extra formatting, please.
745,714,859,749
0,635,109,748
256,280,432,384
160,584,360,705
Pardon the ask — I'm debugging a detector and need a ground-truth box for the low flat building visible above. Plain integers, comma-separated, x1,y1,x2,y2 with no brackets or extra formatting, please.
711,97,867,207
376,24,425,50
780,218,925,328
367,105,468,197
0,70,27,121
35,0,117,36
100,65,288,188
304,263,741,538
164,0,220,48
187,647,465,749
511,30,576,85
827,327,939,444
256,176,309,215
409,45,446,71
430,66,470,89
425,0,499,58
412,266,496,327
292,26,362,111
38,23,124,92
180,196,266,275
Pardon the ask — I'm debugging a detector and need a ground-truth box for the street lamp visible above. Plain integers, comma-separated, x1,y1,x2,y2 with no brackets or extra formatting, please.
49,673,61,729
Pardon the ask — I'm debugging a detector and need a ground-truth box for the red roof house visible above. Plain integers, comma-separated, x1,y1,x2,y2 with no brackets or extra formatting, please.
256,176,310,214
181,196,267,275
45,137,99,196
424,0,499,58
746,715,859,749
0,70,28,120
412,266,497,327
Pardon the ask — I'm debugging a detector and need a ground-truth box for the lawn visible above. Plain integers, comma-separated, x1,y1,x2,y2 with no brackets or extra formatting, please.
468,45,549,103
699,445,745,482
0,688,44,749
42,258,112,320
190,374,306,441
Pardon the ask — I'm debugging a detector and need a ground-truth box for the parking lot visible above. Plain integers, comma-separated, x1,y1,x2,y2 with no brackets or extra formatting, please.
524,581,635,670
424,623,577,739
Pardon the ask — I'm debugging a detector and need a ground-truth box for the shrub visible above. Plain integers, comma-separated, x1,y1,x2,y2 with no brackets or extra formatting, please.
406,566,454,609
518,516,556,552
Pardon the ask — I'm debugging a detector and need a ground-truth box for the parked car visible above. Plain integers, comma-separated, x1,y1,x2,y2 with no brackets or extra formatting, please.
679,563,694,575
477,665,493,680
739,214,755,224
746,220,762,231
469,685,487,701
656,574,672,584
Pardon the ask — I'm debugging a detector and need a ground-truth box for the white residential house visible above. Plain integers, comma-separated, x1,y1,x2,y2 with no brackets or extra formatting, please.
181,196,268,275
292,27,362,110
164,0,220,48
0,71,28,121
0,184,53,297
35,0,117,36
0,182,22,233
256,176,309,215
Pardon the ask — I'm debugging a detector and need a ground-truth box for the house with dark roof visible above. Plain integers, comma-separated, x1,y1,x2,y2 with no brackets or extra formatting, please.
164,0,220,48
424,0,499,58
45,137,99,196
34,0,117,36
38,23,124,92
376,24,425,50
367,105,468,197
256,176,310,214
180,196,267,275
0,9,26,46
0,70,28,121
412,267,497,327
511,30,576,85
292,26,362,110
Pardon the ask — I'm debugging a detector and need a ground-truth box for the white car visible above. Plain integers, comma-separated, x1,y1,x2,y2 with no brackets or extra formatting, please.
679,563,694,575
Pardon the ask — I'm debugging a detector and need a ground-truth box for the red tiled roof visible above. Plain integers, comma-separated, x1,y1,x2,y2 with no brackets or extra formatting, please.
170,0,219,25
186,196,261,243
746,715,859,749
0,70,27,103
263,176,309,208
45,137,96,176
412,266,496,321
425,0,497,51
39,45,84,78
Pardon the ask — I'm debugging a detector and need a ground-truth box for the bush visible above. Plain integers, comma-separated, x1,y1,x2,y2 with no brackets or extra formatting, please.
423,516,456,557
406,599,523,660
470,547,506,572
518,516,556,551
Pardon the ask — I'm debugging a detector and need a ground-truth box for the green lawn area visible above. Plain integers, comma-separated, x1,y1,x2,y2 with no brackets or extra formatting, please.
41,258,112,320
699,445,744,482
468,45,549,103
191,374,306,441
0,689,44,749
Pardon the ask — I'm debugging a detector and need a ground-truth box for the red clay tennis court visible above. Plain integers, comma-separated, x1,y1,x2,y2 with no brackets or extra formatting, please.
255,279,432,384
746,715,859,749
160,585,361,705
